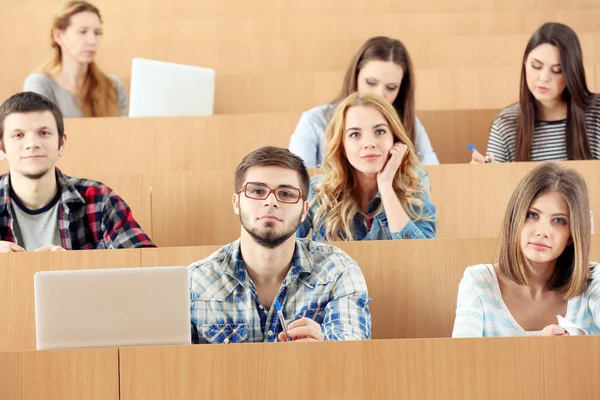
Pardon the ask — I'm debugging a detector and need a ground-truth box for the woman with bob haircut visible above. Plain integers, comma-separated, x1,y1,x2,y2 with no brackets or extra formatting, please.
290,36,438,168
296,92,436,241
472,22,600,163
24,1,127,117
453,163,600,337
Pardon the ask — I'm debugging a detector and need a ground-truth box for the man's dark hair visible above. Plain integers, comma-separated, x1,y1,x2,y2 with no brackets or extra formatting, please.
0,92,65,147
234,146,310,198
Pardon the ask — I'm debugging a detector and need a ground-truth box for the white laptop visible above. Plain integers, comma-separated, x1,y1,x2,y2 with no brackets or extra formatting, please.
34,266,191,350
128,58,216,117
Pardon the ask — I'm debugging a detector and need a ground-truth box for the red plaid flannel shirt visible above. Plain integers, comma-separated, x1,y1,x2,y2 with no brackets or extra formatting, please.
0,169,155,250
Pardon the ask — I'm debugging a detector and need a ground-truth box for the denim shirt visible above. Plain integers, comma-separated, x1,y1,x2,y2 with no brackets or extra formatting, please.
297,169,437,241
188,238,372,344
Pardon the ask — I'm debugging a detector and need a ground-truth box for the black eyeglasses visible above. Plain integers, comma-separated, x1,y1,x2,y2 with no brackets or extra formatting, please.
237,182,305,204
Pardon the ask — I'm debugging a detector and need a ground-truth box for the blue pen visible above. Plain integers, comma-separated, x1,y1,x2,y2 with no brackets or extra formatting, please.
467,144,491,163
274,300,291,341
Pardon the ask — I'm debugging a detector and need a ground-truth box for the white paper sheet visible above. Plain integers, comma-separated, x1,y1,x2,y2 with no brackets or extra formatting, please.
557,315,588,336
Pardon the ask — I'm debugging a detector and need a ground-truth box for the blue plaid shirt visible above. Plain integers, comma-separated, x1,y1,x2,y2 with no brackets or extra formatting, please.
297,168,437,240
188,238,371,344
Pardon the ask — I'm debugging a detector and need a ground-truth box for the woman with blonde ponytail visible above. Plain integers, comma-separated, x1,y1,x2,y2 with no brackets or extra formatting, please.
296,92,436,242
24,1,127,117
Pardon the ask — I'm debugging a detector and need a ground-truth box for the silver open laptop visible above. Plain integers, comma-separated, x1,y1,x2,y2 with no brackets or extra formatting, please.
34,266,191,350
128,58,216,117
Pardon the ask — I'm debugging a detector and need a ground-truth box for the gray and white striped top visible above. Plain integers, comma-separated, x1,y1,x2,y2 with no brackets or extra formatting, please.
486,99,600,162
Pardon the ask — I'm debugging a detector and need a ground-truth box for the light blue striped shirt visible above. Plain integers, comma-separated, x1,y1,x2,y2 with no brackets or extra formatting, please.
188,238,372,344
452,263,600,337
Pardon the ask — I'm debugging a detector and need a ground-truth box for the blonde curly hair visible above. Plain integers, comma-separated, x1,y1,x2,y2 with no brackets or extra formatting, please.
312,92,432,241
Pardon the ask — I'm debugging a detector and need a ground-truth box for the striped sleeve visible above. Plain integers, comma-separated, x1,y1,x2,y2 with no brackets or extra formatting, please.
452,268,485,338
486,116,512,163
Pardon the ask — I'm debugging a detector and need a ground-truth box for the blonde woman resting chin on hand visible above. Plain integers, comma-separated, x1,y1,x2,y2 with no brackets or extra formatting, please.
296,92,436,242
452,162,600,337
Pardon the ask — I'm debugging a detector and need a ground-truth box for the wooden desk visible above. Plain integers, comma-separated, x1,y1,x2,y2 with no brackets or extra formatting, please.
119,336,600,400
0,348,118,400
0,250,141,351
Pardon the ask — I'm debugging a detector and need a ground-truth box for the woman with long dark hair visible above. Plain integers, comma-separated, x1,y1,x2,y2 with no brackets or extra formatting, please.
472,22,600,163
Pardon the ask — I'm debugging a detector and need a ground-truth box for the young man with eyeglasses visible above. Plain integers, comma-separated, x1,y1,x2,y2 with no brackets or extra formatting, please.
188,146,371,344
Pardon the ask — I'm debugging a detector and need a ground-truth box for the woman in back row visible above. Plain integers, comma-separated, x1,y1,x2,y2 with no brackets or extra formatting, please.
24,1,127,118
472,22,600,163
290,36,439,168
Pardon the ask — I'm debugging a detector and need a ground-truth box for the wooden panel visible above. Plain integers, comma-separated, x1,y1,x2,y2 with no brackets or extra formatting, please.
0,250,140,351
119,337,600,400
166,32,600,73
169,1,599,18
0,348,118,400
140,246,220,268
213,64,596,113
417,109,498,164
426,160,600,238
149,171,240,247
153,114,297,172
61,118,157,175
0,118,157,175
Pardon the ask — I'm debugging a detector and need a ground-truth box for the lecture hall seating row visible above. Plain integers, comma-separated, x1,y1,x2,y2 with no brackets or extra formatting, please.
4,335,600,399
45,110,497,167
35,160,600,247
2,236,599,352
2,1,599,112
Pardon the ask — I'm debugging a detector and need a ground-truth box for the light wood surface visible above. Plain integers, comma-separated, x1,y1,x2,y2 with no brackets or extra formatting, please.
0,249,140,351
119,336,600,400
0,348,119,400
148,170,240,247
426,160,600,238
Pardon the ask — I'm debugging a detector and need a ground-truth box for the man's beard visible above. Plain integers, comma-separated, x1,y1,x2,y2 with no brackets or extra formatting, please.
19,167,52,181
239,207,302,249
